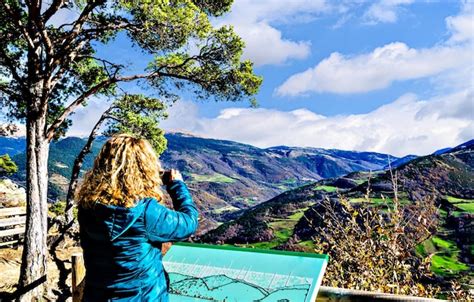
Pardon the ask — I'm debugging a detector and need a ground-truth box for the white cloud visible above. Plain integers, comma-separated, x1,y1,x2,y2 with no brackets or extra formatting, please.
276,42,471,95
162,90,474,157
160,100,200,133
277,5,474,96
446,1,474,43
4,89,106,140
68,97,111,137
45,0,473,156
363,0,414,24
219,0,328,66
231,21,311,66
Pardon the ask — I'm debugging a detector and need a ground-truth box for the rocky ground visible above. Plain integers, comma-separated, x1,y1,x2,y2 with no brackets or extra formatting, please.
0,238,81,301
0,179,25,208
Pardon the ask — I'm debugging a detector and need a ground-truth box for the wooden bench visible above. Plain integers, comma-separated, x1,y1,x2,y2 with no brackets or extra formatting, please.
0,207,26,247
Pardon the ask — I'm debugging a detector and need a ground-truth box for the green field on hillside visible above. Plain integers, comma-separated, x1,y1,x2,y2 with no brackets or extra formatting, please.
275,178,305,191
236,209,308,250
297,240,316,251
211,205,240,214
189,173,236,183
445,196,474,213
446,196,473,203
233,196,258,206
454,203,474,213
416,236,469,276
314,185,338,192
348,197,410,206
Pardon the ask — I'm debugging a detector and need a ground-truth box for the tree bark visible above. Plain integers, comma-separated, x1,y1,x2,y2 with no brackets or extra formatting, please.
18,112,50,301
16,9,52,297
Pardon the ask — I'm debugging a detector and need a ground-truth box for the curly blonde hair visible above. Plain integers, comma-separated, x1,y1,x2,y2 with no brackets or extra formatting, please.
77,134,164,208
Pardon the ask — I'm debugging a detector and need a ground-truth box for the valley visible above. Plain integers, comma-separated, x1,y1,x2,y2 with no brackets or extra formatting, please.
201,141,474,293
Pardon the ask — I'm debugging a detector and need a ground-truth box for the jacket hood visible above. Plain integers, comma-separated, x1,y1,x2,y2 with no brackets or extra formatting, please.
87,199,147,241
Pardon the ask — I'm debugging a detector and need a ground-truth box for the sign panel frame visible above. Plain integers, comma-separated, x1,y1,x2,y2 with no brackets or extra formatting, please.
163,242,328,302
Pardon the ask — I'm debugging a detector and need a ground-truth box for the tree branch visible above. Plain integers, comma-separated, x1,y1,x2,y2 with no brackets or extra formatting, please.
47,2,104,90
46,52,211,141
48,39,88,88
0,84,15,97
64,104,112,223
56,1,101,53
33,16,54,61
0,49,25,89
42,0,65,22
29,10,55,102
76,55,124,78
46,72,157,141
0,2,36,49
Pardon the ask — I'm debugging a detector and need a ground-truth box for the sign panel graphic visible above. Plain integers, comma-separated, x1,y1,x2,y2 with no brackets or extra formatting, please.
163,243,328,302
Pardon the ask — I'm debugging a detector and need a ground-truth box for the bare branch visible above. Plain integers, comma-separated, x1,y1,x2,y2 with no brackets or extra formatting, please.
103,114,126,124
76,55,124,78
64,104,112,223
80,20,134,34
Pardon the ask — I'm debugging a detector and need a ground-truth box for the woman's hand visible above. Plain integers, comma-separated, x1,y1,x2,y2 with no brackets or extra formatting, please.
161,242,172,256
169,169,183,182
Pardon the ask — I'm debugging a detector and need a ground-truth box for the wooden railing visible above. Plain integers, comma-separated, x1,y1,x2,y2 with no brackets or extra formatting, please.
0,207,26,247
317,287,446,301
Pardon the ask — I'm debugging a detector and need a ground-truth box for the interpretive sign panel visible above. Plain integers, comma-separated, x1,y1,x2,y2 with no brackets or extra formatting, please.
163,243,328,302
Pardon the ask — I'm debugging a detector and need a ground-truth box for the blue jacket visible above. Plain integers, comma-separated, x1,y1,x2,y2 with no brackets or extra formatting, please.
78,180,198,301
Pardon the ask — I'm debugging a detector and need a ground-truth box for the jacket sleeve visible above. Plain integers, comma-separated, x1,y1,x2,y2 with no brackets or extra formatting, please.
144,180,199,242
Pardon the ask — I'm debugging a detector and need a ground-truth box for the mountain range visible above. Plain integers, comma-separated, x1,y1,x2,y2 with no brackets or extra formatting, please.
1,133,404,231
1,133,472,287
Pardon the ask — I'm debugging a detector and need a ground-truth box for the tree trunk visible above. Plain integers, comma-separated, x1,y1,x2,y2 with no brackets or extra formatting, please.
18,113,50,301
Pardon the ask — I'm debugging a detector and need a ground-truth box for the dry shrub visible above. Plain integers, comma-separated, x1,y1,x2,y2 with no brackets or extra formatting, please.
310,171,442,297
447,280,473,301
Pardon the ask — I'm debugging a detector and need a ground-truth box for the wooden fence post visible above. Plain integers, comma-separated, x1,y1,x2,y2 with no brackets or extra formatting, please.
72,253,85,302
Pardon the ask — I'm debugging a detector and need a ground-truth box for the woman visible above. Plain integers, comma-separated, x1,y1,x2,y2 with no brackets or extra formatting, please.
76,134,198,301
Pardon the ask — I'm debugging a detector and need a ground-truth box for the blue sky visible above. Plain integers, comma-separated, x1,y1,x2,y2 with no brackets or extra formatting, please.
61,1,473,156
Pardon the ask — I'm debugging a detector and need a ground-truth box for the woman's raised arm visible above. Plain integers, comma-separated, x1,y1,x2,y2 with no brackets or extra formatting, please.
144,178,199,242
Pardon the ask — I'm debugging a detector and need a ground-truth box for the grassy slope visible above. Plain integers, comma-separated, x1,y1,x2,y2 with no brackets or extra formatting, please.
446,195,474,213
417,236,470,276
212,161,473,283
231,209,308,250
188,172,236,184
414,195,473,280
314,185,338,192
